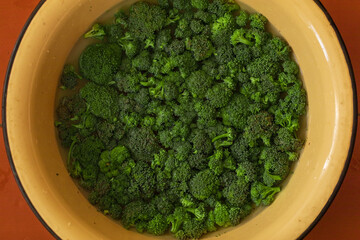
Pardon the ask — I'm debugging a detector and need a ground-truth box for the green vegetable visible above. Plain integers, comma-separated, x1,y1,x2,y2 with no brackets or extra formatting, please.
56,0,307,239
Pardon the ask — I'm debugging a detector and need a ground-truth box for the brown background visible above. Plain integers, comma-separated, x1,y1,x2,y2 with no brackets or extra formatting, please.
0,0,359,239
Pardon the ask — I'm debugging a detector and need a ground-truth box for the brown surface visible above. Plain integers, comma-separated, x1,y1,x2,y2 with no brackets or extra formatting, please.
0,0,359,239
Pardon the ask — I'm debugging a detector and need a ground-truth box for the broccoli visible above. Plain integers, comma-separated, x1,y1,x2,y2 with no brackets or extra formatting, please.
128,2,166,40
187,70,213,98
79,82,119,120
147,214,168,235
213,201,231,227
84,23,106,40
251,181,280,206
187,35,214,61
60,64,81,90
79,43,122,85
56,1,307,238
189,169,220,200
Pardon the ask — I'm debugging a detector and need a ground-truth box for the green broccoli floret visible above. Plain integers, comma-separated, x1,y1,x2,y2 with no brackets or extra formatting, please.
187,70,213,98
213,201,231,227
189,169,220,200
260,147,290,186
132,50,152,71
211,13,236,46
190,19,205,34
246,55,282,78
251,181,280,206
79,43,122,85
155,29,172,50
208,149,224,175
229,204,253,226
125,127,160,163
243,111,277,147
191,0,209,9
212,127,236,148
263,37,291,61
182,218,207,239
147,214,169,235
236,161,260,183
187,35,214,61
166,39,185,56
249,13,267,30
84,23,106,40
231,28,253,46
60,64,82,90
221,94,251,130
274,127,303,153
208,0,239,17
190,129,213,155
98,145,130,178
121,200,157,228
119,32,141,59
167,207,191,233
273,83,307,132
128,2,166,40
223,177,250,207
236,10,249,27
131,161,156,199
114,10,128,28
79,82,119,120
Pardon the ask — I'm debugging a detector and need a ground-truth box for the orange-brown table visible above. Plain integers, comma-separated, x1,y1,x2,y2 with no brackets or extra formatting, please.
1,1,359,239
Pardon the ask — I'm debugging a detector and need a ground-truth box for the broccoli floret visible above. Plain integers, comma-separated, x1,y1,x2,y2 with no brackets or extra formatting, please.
212,127,236,148
211,13,236,46
260,147,290,186
80,82,119,120
166,39,185,56
189,19,205,34
190,129,213,155
187,35,214,61
60,64,81,90
114,10,128,28
147,214,169,235
131,161,156,199
208,149,224,175
187,70,213,98
249,13,267,30
221,94,251,130
251,181,280,206
208,0,239,17
132,50,152,71
79,43,122,85
128,2,166,40
273,83,307,132
189,169,220,200
119,32,141,59
167,207,191,233
155,29,172,50
246,55,282,78
243,111,277,147
229,204,252,226
236,10,249,27
121,200,157,228
182,218,207,239
263,37,291,61
213,201,231,227
98,145,130,178
84,23,106,40
236,161,260,183
125,127,160,163
191,0,209,10
223,177,250,207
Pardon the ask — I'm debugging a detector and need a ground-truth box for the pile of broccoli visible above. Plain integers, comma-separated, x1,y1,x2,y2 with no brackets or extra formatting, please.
56,0,306,238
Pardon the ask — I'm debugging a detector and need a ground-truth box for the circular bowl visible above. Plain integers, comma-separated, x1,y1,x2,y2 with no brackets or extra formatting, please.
3,0,357,239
